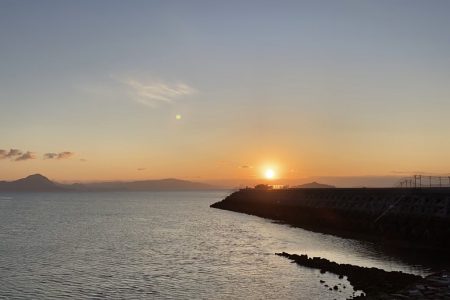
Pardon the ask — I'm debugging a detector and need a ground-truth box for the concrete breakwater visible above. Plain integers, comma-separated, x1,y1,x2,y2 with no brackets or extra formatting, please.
210,188,450,248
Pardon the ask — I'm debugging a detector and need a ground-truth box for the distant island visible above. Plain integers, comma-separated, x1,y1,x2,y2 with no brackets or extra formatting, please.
0,174,219,192
294,182,335,189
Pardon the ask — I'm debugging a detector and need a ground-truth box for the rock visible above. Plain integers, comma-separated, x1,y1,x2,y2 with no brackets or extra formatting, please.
276,252,422,299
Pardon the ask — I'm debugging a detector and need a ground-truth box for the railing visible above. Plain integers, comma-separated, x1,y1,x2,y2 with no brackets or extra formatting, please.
398,175,450,188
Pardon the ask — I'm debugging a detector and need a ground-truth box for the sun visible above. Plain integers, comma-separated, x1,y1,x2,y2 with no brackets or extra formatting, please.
264,169,275,180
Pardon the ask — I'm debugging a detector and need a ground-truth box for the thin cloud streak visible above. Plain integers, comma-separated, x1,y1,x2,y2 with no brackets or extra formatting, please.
124,79,196,107
239,165,253,169
1,148,75,162
44,152,75,160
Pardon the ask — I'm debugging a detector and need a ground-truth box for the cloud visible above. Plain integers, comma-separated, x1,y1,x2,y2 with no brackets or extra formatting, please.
239,165,253,169
15,152,36,161
7,149,23,157
1,148,75,162
44,152,75,160
137,168,146,171
0,149,23,159
124,79,196,107
80,158,87,162
0,149,31,161
43,153,58,159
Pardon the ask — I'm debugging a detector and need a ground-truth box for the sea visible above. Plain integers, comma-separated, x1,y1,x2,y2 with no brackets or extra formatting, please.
0,191,439,299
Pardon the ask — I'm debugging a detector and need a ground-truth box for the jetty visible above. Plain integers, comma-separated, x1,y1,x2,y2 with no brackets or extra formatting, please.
211,187,450,248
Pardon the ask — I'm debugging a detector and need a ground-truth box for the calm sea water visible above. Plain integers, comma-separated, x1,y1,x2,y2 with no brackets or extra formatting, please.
0,191,436,299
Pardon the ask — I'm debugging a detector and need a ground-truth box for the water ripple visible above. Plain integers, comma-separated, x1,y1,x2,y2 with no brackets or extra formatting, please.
0,191,432,299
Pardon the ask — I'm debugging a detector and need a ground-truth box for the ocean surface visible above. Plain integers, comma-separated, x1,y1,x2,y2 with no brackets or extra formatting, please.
0,191,438,299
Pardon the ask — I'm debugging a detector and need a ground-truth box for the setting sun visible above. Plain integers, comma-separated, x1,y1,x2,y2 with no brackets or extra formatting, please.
264,169,275,180
1,2,449,299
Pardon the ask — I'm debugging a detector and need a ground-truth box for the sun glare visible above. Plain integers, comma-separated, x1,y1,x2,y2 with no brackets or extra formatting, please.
264,169,275,180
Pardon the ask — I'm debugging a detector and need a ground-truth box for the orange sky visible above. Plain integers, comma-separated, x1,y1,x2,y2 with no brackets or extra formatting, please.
2,2,450,185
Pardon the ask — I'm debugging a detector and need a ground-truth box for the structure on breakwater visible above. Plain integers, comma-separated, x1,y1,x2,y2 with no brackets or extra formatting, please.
398,175,450,188
211,188,450,248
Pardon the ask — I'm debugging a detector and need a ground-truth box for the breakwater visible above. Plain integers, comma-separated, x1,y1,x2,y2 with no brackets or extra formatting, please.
210,188,450,248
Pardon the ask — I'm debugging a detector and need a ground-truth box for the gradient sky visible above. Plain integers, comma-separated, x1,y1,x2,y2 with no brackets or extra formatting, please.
1,0,450,184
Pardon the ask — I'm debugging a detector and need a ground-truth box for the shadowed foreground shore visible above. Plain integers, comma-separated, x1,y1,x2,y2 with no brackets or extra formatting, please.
212,188,450,298
276,252,418,299
277,252,450,299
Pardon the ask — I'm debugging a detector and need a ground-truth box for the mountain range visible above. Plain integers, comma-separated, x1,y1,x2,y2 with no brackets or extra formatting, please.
0,174,218,192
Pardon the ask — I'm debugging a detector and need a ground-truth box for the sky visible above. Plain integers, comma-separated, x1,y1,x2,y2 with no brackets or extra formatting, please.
1,0,450,185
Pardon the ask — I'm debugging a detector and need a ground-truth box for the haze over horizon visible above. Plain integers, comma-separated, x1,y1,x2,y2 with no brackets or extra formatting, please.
0,172,412,188
2,1,450,185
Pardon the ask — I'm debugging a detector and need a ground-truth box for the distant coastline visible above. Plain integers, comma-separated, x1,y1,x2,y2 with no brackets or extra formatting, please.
0,174,222,192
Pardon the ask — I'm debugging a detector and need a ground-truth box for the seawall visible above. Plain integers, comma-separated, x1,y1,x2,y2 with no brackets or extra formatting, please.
210,188,450,248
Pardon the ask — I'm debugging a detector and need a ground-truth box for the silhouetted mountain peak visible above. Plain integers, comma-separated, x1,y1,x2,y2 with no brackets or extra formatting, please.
295,182,335,189
0,174,63,192
21,174,52,183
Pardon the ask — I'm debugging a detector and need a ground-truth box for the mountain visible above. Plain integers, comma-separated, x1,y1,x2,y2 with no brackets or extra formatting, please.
0,174,66,192
0,174,218,192
72,178,218,191
294,181,335,189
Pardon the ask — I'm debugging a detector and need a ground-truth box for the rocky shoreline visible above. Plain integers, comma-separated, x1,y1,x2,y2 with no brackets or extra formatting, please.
392,272,450,299
276,252,421,299
212,188,450,298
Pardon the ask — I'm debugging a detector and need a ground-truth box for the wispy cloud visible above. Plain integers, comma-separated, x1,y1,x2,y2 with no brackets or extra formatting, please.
0,149,23,159
217,160,254,170
44,152,75,160
239,165,253,169
1,148,75,162
15,152,36,161
124,79,196,107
